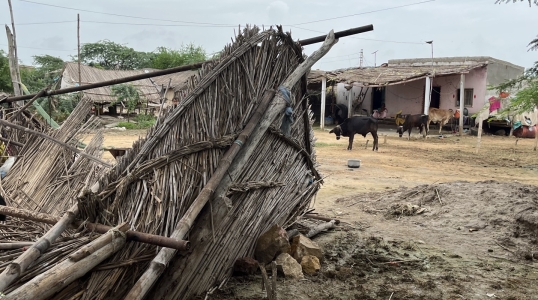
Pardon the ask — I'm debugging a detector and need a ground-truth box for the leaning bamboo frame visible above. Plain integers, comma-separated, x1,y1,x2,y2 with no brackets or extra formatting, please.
125,29,338,300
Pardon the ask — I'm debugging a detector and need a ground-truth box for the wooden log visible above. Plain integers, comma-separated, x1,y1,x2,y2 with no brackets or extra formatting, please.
271,261,277,300
0,242,33,250
125,29,339,300
305,220,336,238
69,222,129,262
303,214,340,224
4,224,127,300
0,205,79,293
0,205,189,251
0,119,112,168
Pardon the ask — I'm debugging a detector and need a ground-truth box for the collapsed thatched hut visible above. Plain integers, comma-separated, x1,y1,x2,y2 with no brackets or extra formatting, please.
0,25,337,299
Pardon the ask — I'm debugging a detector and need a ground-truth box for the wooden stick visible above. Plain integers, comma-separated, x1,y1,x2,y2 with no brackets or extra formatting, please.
0,204,79,293
258,263,273,300
0,205,189,251
306,220,336,238
364,140,369,149
0,136,24,148
4,224,127,300
69,222,129,262
7,85,50,122
0,119,112,168
0,242,33,250
125,29,339,300
271,261,277,300
435,188,442,205
304,213,340,224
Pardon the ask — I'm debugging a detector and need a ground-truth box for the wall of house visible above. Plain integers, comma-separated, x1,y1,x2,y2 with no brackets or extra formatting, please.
335,83,373,115
383,67,488,117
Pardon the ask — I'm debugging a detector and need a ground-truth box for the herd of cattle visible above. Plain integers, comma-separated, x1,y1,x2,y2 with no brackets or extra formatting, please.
329,107,457,151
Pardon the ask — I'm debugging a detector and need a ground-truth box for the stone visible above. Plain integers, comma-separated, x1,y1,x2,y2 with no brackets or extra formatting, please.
233,257,259,276
300,255,321,275
336,266,352,281
275,253,304,279
254,224,290,264
290,234,322,262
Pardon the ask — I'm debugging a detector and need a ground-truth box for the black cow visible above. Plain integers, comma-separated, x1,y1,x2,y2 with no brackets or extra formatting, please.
329,116,379,151
397,114,429,140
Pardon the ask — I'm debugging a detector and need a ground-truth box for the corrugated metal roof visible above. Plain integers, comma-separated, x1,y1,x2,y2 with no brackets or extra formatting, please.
60,62,198,103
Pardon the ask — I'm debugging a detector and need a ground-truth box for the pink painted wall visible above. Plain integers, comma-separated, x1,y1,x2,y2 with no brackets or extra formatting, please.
384,67,488,117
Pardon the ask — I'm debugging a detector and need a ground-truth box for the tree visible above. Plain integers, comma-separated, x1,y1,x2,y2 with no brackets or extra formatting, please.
77,40,154,70
20,55,64,93
111,84,141,121
0,50,13,93
151,44,207,69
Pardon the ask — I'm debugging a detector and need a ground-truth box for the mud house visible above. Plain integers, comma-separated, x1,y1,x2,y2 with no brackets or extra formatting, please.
308,57,525,128
59,62,197,114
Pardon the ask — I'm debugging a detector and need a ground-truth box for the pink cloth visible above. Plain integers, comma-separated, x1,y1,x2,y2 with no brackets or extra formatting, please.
489,96,501,113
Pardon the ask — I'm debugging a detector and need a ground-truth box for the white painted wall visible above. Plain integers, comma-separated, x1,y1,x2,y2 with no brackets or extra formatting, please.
335,83,373,115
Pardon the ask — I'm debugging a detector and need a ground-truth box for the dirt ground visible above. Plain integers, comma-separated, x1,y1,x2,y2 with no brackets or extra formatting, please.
93,126,538,300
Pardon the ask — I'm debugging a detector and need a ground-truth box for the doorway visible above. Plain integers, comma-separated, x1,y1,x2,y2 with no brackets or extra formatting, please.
430,86,441,109
371,87,385,113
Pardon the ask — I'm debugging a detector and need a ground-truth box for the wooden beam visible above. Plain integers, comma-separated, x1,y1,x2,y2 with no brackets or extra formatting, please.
0,205,189,251
320,76,326,130
2,25,374,104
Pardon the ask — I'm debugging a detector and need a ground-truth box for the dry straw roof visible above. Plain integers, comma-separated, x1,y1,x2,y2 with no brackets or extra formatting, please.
308,63,487,87
306,57,510,87
61,62,197,103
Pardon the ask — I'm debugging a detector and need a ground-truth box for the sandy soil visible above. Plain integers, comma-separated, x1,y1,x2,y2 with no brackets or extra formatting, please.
91,126,538,300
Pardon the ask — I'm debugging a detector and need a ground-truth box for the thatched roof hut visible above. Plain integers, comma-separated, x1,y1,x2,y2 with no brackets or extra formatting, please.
0,25,329,299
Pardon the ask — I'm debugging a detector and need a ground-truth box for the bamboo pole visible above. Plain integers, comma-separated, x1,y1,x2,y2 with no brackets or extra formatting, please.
0,205,189,250
1,25,373,104
69,222,129,262
4,26,22,98
7,85,50,122
4,223,128,300
125,29,339,300
0,119,112,168
0,242,33,250
0,204,79,293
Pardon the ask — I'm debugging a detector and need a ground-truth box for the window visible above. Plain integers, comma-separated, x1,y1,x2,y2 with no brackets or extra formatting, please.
456,89,473,107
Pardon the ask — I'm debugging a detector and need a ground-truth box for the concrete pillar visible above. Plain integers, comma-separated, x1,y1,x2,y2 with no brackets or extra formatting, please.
320,77,326,130
423,76,431,115
459,74,465,136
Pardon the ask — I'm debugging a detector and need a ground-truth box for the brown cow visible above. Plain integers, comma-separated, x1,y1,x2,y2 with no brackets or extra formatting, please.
427,108,455,134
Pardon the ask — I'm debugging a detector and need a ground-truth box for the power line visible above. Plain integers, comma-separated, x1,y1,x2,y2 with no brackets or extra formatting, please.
0,43,74,52
17,21,76,25
81,21,235,28
18,0,238,26
288,0,435,26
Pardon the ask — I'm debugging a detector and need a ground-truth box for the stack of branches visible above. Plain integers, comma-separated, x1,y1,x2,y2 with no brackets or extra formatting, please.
0,25,331,299
0,105,48,157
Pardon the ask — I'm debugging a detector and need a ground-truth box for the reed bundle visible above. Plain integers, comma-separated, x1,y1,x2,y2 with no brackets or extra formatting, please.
0,25,336,299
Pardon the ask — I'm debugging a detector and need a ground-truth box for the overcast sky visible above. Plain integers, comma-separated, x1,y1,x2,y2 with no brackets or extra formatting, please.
1,0,537,71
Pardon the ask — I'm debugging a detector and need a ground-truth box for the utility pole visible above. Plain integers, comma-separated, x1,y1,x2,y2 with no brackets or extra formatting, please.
359,49,363,68
372,50,378,67
77,14,81,88
6,0,23,103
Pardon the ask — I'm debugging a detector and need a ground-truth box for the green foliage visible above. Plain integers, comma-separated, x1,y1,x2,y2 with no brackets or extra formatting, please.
111,84,141,120
20,55,64,93
118,114,156,129
0,50,13,93
77,40,153,70
151,44,207,69
38,93,81,122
